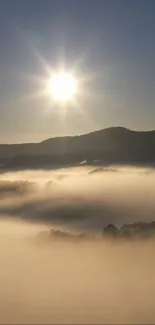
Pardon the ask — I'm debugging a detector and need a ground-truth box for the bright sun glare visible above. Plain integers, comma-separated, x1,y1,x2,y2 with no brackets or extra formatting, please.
49,71,78,102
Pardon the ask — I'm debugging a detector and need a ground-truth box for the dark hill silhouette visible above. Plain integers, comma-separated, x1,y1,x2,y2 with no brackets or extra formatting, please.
1,127,155,169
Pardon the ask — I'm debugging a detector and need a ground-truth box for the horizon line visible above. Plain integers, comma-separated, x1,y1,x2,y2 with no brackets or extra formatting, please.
1,126,155,146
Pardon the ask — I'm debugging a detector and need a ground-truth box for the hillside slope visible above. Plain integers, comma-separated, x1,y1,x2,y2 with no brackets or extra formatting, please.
1,127,155,168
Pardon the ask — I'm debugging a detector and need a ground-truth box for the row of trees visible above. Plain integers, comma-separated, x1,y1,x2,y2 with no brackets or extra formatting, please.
36,221,155,243
103,222,155,239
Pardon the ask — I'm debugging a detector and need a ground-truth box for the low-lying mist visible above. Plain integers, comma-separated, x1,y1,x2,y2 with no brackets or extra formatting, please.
0,165,155,231
0,166,155,323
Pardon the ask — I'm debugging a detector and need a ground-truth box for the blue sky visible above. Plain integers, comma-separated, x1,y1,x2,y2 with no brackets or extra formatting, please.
0,0,155,142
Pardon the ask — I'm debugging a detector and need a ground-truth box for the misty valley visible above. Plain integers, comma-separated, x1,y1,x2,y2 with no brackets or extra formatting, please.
0,166,155,324
1,0,155,322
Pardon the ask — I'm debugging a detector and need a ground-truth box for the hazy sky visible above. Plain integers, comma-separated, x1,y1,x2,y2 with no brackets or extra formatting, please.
0,0,155,143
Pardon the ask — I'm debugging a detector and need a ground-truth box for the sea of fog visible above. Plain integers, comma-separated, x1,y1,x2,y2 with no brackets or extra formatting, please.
0,165,155,323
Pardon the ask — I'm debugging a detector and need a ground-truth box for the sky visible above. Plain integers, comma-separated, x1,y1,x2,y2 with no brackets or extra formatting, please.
0,0,155,143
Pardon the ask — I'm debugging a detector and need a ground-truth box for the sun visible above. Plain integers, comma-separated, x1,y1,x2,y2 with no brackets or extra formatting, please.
48,71,78,102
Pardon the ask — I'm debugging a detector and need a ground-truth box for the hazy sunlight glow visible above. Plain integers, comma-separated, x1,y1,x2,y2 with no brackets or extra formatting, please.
49,72,77,102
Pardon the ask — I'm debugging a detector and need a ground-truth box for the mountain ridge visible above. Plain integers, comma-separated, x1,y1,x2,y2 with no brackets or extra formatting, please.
40,126,155,144
1,126,155,168
1,126,155,146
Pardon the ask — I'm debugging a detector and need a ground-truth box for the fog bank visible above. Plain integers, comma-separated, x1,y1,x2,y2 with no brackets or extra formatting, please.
0,223,155,324
0,166,155,323
0,166,155,232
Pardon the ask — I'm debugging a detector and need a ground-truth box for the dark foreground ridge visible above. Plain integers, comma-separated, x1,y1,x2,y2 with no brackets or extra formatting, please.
1,126,155,169
36,221,155,243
